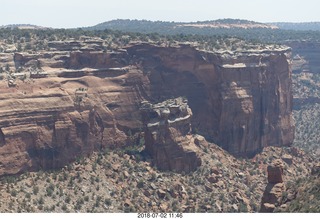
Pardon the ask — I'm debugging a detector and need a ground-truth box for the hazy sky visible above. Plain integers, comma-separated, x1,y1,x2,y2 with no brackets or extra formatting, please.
1,0,320,28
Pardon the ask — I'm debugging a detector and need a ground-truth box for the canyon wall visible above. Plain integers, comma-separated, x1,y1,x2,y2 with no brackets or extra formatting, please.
287,40,320,74
0,42,294,175
127,44,294,156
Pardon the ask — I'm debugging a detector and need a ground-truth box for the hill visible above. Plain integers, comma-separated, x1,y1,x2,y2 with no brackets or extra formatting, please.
85,19,320,45
87,19,278,33
0,24,48,30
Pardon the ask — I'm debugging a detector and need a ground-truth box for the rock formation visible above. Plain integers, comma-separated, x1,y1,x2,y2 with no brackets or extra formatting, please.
127,43,294,157
0,41,294,175
140,97,201,173
260,159,286,212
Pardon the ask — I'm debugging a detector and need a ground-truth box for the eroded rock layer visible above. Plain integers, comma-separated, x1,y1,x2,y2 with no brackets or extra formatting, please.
0,42,294,175
140,97,201,173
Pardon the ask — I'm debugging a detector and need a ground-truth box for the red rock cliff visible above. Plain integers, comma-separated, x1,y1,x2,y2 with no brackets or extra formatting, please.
127,44,294,157
0,43,294,175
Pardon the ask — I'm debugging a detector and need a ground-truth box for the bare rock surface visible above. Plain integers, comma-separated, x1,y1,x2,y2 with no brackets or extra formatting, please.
140,97,201,173
267,159,284,183
127,43,294,157
260,159,286,212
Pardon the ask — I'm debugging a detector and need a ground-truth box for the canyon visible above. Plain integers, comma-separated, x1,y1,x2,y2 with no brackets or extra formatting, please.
0,40,294,176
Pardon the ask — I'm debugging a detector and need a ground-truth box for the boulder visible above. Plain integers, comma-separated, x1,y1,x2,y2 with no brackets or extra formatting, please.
211,167,221,175
261,203,276,213
124,199,133,207
160,203,168,211
207,175,219,184
157,189,166,199
281,154,293,165
267,159,284,183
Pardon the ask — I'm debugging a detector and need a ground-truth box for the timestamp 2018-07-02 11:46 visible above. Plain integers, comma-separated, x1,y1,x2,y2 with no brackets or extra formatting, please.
137,213,183,218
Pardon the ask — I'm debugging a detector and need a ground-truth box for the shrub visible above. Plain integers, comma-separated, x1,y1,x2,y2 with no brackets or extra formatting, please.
104,198,112,206
10,189,17,197
33,186,39,195
137,180,144,188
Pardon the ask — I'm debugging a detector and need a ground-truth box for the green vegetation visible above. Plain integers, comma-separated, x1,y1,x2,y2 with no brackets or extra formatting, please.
86,19,320,44
293,103,320,152
272,22,320,31
1,19,320,54
0,23,287,56
292,72,320,153
277,176,320,212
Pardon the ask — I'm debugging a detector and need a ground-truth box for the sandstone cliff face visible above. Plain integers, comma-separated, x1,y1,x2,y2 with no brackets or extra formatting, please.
1,53,147,175
140,97,201,173
0,75,135,175
127,44,294,157
0,42,294,175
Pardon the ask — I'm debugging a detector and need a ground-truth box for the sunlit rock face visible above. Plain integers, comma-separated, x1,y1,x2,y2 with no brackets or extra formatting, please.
128,43,294,157
0,42,294,175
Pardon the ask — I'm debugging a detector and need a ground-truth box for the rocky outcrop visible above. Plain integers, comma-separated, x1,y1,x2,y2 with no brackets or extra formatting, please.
260,159,286,212
0,42,294,175
140,97,201,173
267,159,284,183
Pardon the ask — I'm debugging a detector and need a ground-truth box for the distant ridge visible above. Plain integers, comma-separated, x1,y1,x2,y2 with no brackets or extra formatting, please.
86,19,278,32
0,24,49,30
4,21,320,32
177,19,278,29
270,22,320,31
